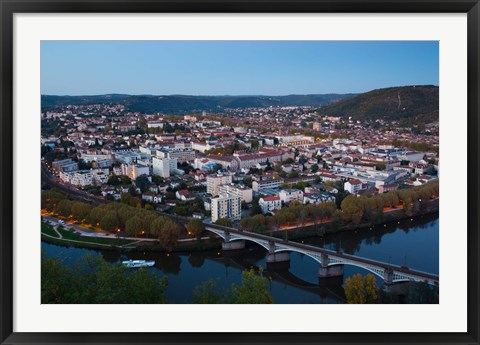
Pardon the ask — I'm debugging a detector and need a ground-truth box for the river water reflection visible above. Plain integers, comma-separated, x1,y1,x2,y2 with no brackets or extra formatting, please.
42,213,439,304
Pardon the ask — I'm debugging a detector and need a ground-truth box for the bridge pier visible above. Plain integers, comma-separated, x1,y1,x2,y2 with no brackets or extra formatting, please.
318,253,344,284
318,264,344,279
266,252,290,270
383,268,394,285
221,240,245,251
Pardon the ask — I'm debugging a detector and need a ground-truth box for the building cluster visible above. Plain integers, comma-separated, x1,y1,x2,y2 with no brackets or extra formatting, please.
42,104,439,224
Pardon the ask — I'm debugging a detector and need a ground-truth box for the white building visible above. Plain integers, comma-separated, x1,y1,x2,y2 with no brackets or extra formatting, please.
218,183,253,203
147,121,164,129
344,179,365,195
121,163,149,180
207,174,233,196
114,151,143,164
157,149,195,163
259,196,282,215
252,178,284,192
279,189,304,204
211,193,241,223
152,156,177,178
303,193,336,205
59,168,109,187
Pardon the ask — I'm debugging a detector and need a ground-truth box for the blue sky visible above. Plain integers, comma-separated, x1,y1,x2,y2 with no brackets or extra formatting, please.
41,41,438,96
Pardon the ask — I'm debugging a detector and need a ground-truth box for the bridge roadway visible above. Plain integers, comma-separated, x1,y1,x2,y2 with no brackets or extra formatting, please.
206,223,439,286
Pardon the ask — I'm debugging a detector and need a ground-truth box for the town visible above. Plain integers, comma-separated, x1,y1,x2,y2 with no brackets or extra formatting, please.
41,102,439,239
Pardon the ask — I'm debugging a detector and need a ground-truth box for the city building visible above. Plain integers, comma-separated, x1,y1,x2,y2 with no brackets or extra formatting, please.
259,196,282,215
207,174,233,196
252,178,284,192
152,156,177,178
121,163,149,180
218,183,253,203
157,149,195,163
211,193,241,222
279,189,304,204
303,193,336,204
52,158,78,173
59,168,109,187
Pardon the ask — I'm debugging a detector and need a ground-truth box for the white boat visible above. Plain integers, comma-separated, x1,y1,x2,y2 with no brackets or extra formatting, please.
122,259,155,268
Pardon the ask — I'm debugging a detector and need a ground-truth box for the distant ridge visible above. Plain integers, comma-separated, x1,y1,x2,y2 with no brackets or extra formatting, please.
41,93,356,113
317,85,439,123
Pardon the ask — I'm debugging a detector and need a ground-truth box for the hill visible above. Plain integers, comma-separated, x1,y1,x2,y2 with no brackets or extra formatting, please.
318,85,439,124
41,94,356,114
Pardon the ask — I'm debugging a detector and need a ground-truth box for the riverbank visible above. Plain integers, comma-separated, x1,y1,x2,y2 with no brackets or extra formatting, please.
41,221,223,252
269,199,439,241
42,198,438,253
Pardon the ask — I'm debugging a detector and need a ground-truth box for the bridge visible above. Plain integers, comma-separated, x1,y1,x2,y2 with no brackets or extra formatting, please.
205,223,439,286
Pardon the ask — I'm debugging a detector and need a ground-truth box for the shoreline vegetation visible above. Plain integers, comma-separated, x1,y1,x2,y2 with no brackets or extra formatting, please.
41,180,439,253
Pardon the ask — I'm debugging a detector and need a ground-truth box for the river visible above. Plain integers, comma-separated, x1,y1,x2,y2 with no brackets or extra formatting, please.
41,212,439,304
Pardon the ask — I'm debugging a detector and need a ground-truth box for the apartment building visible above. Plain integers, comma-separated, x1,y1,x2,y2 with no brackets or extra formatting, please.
207,174,233,196
218,183,253,203
211,193,241,223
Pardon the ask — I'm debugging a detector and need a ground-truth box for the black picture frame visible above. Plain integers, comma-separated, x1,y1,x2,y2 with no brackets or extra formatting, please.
1,1,479,344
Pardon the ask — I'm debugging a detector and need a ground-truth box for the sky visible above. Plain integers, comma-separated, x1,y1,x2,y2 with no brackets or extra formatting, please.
41,41,439,96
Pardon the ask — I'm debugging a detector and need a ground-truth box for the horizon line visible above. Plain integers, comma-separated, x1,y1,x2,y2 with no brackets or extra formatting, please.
41,84,439,98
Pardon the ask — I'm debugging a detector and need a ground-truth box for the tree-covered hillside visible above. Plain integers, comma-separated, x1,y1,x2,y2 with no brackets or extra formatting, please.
318,85,439,124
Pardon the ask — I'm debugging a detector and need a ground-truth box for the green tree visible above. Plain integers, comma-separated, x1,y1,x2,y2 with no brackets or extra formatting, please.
41,189,67,211
42,254,168,304
125,216,144,236
156,220,181,249
193,279,225,304
152,175,164,185
215,218,233,227
344,273,379,304
71,202,93,222
231,268,273,304
287,171,299,178
56,199,73,217
99,211,119,231
341,195,364,224
187,219,205,238
135,174,151,193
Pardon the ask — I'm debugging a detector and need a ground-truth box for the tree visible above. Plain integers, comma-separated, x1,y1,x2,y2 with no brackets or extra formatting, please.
187,219,205,238
42,254,168,304
287,171,299,179
341,195,364,224
250,204,262,216
152,175,164,185
85,207,106,226
231,268,273,304
311,164,319,173
99,211,119,231
135,175,151,193
56,199,73,217
41,189,67,211
344,273,379,304
215,218,233,227
193,279,225,304
150,217,167,237
156,220,181,249
125,216,144,236
71,202,93,222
